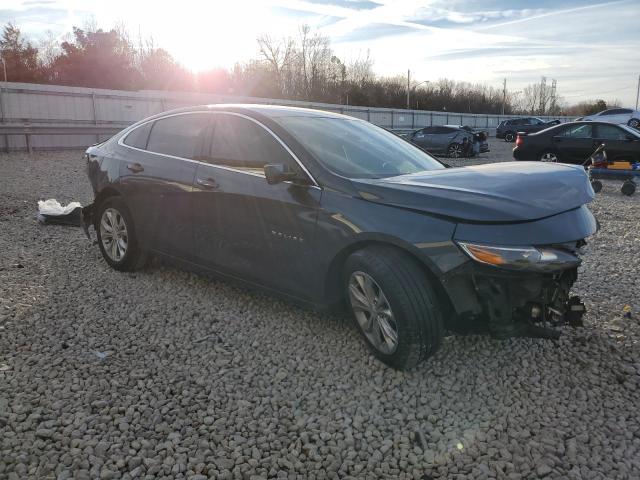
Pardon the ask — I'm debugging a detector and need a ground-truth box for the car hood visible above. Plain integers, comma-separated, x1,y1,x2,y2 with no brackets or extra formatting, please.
352,162,594,223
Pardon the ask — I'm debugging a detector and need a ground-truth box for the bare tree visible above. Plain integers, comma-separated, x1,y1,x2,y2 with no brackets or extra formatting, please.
257,34,294,96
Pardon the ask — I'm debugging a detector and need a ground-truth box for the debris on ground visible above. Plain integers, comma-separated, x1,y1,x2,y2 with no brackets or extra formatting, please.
37,198,83,226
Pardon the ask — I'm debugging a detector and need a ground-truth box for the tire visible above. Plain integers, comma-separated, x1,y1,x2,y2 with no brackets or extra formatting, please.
447,143,463,158
621,180,636,196
539,150,560,162
591,179,603,193
504,132,516,142
344,246,443,370
627,118,640,130
96,197,147,271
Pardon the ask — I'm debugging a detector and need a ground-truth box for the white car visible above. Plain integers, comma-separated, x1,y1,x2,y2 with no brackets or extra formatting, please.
581,108,640,129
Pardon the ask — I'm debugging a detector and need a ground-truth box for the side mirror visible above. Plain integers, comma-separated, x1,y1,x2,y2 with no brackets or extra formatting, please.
264,164,298,185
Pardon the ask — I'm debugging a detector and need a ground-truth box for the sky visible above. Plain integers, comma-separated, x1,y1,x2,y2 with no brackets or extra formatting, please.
2,0,639,106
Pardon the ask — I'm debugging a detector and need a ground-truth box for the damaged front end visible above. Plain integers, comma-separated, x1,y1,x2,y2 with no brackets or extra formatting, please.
81,203,95,240
443,240,588,339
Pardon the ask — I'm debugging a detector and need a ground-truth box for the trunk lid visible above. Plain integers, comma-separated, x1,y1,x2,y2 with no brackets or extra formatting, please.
352,162,594,223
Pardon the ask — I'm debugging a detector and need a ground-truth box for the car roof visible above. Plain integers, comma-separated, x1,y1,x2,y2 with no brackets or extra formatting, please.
154,103,349,119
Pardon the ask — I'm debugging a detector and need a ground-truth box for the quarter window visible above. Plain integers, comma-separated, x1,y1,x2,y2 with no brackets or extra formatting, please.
208,115,293,173
146,113,211,159
123,122,153,149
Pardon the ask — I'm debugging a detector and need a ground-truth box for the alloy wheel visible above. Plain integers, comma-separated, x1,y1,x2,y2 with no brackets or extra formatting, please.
629,119,640,129
448,144,463,158
348,271,399,355
100,208,128,262
540,152,558,162
505,133,515,142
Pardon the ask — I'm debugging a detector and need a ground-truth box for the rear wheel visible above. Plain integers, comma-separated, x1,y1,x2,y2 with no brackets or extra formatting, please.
539,150,560,162
504,132,516,142
96,197,147,271
344,246,443,370
628,118,640,130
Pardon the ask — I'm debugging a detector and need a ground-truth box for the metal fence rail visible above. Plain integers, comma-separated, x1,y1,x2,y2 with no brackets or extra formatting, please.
0,81,575,151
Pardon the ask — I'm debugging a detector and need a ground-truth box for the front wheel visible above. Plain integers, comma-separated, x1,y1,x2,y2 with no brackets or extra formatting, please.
504,132,516,142
447,143,463,158
539,150,560,162
344,246,443,370
96,197,147,271
628,118,640,130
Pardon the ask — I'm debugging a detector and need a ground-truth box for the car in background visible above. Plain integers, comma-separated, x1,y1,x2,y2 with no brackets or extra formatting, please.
580,108,640,129
407,125,488,157
512,121,640,164
84,104,597,370
497,117,562,142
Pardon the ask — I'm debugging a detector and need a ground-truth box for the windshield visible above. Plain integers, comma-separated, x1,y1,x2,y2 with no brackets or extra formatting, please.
276,116,445,179
619,124,640,137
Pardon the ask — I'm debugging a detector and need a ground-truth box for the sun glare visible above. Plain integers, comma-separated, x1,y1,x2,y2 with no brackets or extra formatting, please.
94,0,296,72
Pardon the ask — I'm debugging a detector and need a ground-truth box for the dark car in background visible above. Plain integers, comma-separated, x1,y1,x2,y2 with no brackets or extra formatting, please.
407,124,489,157
497,117,562,142
84,105,597,369
513,121,640,164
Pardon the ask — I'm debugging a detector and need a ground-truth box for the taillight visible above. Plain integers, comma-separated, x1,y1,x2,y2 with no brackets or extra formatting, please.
515,135,523,147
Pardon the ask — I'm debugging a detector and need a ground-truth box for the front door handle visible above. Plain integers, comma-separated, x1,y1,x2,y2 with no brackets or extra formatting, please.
196,177,219,190
126,163,144,173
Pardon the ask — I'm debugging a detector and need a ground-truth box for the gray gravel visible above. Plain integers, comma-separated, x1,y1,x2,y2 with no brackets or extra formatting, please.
1,139,640,479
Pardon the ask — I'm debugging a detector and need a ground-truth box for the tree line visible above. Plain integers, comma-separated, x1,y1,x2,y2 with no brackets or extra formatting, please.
0,22,615,116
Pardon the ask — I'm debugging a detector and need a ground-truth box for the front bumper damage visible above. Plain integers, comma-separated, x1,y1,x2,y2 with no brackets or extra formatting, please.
442,256,586,339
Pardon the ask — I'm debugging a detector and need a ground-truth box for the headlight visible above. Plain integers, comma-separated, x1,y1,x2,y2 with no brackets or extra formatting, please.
457,241,581,272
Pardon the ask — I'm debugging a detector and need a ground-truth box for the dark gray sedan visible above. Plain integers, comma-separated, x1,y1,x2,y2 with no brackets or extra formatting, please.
406,125,488,157
83,105,597,369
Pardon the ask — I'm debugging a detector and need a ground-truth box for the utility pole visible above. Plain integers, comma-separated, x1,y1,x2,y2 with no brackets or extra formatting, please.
1,57,6,83
501,78,506,115
550,79,557,115
636,74,640,110
406,69,410,109
539,76,547,115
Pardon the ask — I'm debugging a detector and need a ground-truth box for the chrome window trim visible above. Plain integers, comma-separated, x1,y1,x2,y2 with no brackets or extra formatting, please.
117,110,320,188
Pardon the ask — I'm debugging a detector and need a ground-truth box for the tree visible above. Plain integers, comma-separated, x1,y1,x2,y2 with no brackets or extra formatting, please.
52,27,140,89
0,23,43,82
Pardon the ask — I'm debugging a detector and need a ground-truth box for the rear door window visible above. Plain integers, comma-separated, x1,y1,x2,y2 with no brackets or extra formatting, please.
559,124,593,138
123,122,153,149
146,113,211,160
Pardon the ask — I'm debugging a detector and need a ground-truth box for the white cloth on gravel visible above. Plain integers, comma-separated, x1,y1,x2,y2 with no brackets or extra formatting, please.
38,199,82,216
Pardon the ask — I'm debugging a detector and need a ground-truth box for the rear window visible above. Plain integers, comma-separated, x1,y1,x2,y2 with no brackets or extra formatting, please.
123,122,152,149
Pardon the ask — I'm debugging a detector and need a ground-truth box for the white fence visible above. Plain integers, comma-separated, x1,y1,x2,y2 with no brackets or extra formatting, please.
0,81,574,151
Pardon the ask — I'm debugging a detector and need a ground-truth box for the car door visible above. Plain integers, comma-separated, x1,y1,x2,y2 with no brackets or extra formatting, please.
552,123,594,163
191,112,321,296
435,127,460,150
411,127,438,151
118,112,209,258
594,123,640,161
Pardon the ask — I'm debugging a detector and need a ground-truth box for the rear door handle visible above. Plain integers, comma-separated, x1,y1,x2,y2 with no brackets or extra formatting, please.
126,163,144,173
196,177,219,190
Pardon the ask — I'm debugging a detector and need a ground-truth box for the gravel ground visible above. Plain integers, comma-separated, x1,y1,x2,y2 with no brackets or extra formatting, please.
1,140,639,480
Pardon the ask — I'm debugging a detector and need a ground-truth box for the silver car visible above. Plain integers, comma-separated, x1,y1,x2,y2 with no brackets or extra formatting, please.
581,108,640,129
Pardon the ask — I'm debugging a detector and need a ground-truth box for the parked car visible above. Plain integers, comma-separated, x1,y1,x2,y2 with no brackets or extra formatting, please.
84,105,597,369
513,121,640,164
497,117,562,142
580,108,640,129
407,125,488,157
